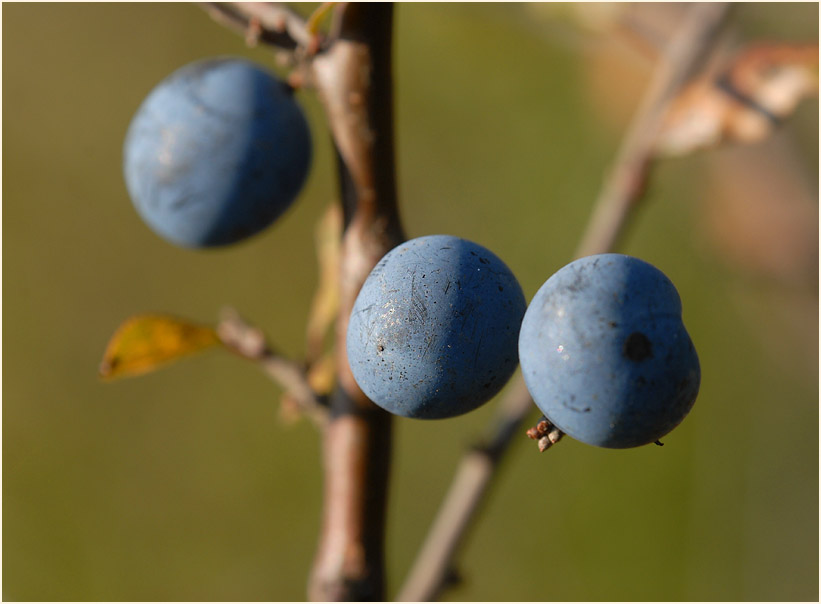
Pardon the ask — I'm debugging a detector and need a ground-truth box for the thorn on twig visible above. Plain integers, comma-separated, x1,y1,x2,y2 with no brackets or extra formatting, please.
655,440,664,446
526,416,564,452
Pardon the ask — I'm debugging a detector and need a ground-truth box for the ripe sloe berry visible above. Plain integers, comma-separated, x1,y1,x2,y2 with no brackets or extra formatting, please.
518,254,700,448
347,235,527,419
123,57,311,248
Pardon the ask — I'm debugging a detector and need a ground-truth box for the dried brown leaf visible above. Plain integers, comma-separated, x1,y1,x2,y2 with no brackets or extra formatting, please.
658,42,818,155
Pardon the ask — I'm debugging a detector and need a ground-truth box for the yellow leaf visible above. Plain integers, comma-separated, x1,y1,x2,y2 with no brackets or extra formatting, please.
307,351,336,396
99,314,220,380
305,203,342,365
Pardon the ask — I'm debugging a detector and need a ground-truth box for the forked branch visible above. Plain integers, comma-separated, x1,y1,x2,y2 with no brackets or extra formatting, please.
574,2,732,258
199,2,312,50
216,307,328,426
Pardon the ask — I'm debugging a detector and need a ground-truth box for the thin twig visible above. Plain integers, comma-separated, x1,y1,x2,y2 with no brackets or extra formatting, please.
397,378,533,602
216,307,328,426
575,2,732,258
398,4,731,601
198,2,312,50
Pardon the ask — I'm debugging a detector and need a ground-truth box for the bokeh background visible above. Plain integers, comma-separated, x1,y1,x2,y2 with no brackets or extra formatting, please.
4,3,818,601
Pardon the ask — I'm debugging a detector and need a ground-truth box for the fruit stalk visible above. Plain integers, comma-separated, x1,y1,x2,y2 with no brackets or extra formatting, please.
308,3,403,601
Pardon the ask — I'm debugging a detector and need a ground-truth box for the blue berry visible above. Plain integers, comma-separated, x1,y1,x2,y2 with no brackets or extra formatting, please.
518,254,700,448
347,235,527,419
123,57,311,248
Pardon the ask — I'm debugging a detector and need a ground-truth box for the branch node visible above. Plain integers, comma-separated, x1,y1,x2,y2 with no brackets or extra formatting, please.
216,307,328,426
217,307,267,358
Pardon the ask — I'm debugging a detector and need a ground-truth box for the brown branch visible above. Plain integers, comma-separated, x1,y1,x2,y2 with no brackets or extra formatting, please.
202,2,402,600
198,2,312,50
216,307,328,426
397,378,533,602
306,3,404,601
575,2,732,258
397,4,732,601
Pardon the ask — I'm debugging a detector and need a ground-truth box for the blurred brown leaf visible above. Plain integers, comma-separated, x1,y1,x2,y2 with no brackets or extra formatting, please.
658,42,819,155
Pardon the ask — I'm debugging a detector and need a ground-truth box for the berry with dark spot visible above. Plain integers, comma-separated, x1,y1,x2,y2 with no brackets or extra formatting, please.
518,253,700,448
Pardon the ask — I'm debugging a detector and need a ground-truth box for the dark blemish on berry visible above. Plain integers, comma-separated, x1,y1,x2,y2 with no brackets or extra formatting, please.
623,332,652,361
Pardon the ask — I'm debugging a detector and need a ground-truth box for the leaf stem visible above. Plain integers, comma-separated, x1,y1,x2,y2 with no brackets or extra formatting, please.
216,307,328,426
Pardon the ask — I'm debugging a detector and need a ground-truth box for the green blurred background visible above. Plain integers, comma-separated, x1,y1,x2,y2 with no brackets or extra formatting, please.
4,3,818,601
